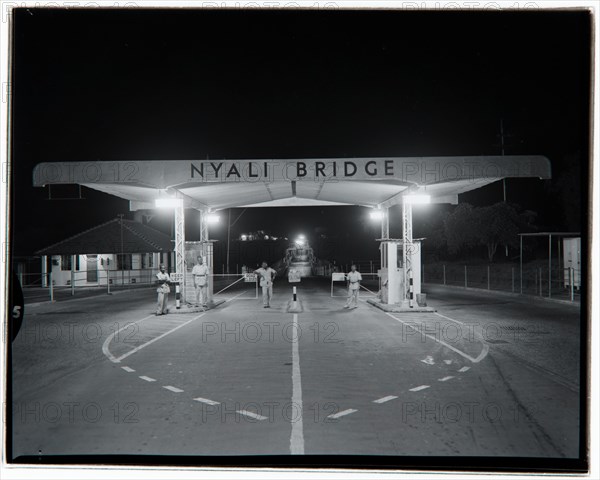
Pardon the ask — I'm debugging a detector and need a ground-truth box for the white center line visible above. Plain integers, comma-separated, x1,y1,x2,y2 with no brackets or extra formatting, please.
327,409,358,419
115,312,207,362
121,366,135,373
373,395,398,404
409,385,430,392
290,312,305,454
193,397,220,406
438,376,455,382
163,385,184,393
139,376,156,382
237,410,268,421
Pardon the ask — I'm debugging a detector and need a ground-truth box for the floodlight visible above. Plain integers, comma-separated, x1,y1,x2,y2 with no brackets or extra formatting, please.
155,198,183,208
369,210,384,220
206,213,220,224
404,194,431,205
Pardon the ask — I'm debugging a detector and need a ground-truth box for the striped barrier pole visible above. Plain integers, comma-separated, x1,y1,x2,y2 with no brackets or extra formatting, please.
175,282,181,309
409,270,414,308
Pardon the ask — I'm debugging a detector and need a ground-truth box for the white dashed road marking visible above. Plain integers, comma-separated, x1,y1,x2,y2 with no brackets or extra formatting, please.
193,397,220,406
373,395,398,404
237,410,268,421
328,409,358,419
409,385,430,392
458,366,471,372
121,366,135,373
438,376,455,382
163,385,184,393
139,376,156,382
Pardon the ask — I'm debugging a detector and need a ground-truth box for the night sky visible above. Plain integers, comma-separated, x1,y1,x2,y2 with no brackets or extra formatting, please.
10,8,591,262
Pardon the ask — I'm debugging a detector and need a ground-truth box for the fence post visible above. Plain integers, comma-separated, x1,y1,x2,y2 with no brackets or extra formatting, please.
71,270,75,296
49,271,54,302
511,267,515,293
570,267,574,302
487,265,490,290
443,264,446,285
539,267,543,296
107,270,111,295
464,265,467,288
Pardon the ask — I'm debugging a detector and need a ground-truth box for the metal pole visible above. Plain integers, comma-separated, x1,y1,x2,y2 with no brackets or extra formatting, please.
570,267,574,301
520,235,523,294
464,265,467,288
49,271,54,302
539,267,543,296
226,209,231,274
71,255,75,296
443,264,446,285
487,265,490,290
548,234,552,298
107,269,111,295
512,267,515,293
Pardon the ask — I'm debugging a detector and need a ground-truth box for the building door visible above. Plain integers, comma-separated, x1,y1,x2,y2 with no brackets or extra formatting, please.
86,255,98,282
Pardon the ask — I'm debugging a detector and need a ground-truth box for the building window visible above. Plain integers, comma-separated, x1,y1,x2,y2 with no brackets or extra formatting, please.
75,256,80,271
116,254,132,270
61,255,72,271
148,253,154,268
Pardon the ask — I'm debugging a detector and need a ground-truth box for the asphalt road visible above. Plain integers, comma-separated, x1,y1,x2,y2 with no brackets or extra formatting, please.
10,279,581,459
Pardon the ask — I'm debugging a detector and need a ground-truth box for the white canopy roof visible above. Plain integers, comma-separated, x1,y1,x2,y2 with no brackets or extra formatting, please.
33,156,551,211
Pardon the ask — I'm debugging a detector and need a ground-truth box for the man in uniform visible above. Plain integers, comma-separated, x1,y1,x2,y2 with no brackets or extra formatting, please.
192,255,209,307
254,261,276,308
156,264,171,315
344,264,362,309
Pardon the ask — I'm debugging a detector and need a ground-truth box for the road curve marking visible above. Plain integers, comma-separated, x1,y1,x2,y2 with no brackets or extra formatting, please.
102,314,155,363
383,311,489,364
327,409,358,419
290,312,305,455
114,312,207,363
373,395,398,404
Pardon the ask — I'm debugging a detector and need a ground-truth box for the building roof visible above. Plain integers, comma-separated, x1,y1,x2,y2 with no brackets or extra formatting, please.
36,218,173,255
32,157,551,210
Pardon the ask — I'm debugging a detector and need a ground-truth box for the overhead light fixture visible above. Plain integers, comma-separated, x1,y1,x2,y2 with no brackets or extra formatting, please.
404,194,431,205
369,210,384,220
206,213,220,224
155,198,183,208
240,234,248,241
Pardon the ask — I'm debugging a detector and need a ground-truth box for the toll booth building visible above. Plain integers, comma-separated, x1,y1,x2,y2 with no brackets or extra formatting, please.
36,218,174,288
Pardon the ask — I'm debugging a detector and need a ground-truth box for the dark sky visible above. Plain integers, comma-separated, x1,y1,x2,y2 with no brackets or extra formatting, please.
11,8,591,258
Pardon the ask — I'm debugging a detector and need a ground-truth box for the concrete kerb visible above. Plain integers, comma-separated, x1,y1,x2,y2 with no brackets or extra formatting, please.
25,286,155,308
423,282,581,308
366,298,437,313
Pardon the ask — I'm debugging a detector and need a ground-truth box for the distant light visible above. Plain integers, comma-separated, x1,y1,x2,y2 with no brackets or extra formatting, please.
155,198,183,208
298,234,305,240
240,234,247,241
264,235,269,240
295,238,305,246
206,213,220,224
369,210,384,220
404,194,431,205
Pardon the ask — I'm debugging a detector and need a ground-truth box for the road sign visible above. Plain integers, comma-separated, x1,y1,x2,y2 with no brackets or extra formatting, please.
244,273,257,283
288,269,301,283
170,273,184,283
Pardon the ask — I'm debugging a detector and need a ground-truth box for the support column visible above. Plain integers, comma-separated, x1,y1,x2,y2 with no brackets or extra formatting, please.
402,200,414,307
381,207,389,240
199,210,215,306
174,202,186,300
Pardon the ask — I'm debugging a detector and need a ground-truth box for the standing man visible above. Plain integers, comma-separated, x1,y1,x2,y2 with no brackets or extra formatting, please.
254,261,276,308
192,255,209,307
344,264,362,309
156,264,171,315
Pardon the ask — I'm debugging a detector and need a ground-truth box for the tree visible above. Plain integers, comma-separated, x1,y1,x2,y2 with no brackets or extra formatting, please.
444,202,538,261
